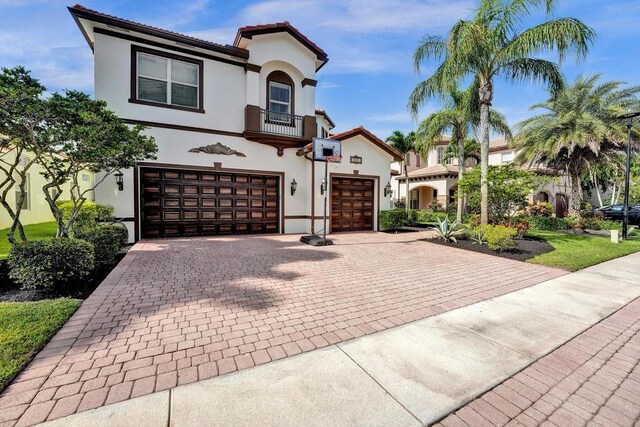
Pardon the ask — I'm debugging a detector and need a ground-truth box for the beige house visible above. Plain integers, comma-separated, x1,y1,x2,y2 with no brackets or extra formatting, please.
392,137,573,217
69,5,401,241
0,148,96,229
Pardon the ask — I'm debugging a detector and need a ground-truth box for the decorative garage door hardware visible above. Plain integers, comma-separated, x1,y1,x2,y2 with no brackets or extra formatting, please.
188,142,246,157
140,167,279,238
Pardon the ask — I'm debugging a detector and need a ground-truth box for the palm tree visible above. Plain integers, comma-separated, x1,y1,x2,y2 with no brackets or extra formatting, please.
386,130,416,214
514,74,640,216
408,0,595,224
415,85,511,221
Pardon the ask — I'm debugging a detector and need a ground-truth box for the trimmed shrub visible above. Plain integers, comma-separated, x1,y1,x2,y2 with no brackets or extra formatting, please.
527,216,572,231
380,209,406,230
56,200,115,234
527,202,553,217
485,225,517,251
8,238,94,290
78,224,128,268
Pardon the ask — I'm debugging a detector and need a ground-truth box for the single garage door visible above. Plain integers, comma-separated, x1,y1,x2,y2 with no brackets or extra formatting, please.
140,167,279,238
330,177,374,232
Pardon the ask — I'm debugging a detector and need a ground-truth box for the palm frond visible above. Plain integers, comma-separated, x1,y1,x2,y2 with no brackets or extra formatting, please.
499,58,564,94
413,36,447,73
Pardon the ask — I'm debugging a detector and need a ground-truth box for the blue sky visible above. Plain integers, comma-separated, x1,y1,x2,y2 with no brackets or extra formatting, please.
1,0,639,139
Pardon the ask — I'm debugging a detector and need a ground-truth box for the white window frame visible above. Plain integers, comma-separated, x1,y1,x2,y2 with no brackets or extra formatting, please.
136,52,200,109
501,151,514,164
268,81,291,121
437,147,444,164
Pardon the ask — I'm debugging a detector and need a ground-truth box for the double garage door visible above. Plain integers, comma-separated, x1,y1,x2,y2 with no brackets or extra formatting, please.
140,167,280,238
140,167,375,238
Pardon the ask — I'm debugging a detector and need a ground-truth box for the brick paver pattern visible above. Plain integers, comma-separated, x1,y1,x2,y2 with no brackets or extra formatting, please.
435,297,640,427
0,232,565,426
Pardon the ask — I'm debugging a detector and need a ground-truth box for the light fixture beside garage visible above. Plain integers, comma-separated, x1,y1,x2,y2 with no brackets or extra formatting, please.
114,171,124,191
291,179,297,196
384,181,392,197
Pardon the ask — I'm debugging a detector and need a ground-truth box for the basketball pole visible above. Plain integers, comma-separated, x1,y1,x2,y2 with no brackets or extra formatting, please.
323,159,328,244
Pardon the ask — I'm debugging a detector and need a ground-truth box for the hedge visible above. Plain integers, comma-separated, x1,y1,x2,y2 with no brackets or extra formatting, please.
380,209,406,230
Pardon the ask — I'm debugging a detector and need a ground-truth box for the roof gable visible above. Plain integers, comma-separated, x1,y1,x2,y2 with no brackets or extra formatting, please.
234,22,328,66
330,126,402,161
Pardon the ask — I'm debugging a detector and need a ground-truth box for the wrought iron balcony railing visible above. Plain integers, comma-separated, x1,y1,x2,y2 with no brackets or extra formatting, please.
259,108,304,138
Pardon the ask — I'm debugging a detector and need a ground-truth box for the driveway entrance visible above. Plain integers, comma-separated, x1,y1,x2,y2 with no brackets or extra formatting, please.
0,232,564,426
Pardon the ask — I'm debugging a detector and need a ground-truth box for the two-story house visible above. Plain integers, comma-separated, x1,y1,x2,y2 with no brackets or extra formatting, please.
392,137,572,216
69,5,401,241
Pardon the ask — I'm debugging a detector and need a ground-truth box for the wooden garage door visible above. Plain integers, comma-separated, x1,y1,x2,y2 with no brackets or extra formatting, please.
140,167,279,238
330,177,374,232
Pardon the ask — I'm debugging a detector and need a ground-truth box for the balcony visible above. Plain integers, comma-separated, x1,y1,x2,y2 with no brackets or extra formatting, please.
244,105,316,156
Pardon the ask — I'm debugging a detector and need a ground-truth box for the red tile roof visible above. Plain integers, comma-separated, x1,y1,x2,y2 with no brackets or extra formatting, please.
234,22,328,62
68,4,249,59
330,126,403,161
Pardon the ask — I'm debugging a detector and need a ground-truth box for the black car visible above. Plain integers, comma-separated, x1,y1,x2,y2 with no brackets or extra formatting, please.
595,204,640,225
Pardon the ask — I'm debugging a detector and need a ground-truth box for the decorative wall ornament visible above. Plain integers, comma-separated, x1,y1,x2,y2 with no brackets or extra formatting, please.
350,155,363,164
188,142,246,157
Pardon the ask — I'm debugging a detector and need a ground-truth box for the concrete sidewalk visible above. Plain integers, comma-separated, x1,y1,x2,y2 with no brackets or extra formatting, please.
40,252,640,427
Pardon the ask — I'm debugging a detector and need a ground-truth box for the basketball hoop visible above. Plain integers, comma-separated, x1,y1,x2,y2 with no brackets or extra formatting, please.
325,155,343,163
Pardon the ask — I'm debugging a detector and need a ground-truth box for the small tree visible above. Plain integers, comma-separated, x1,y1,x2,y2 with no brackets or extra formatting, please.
0,67,50,244
386,130,416,215
40,91,157,237
459,164,545,220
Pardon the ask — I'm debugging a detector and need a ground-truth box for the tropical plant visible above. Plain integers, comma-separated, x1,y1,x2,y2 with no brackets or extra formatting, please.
386,130,416,215
514,75,640,216
40,90,157,237
0,67,49,244
432,217,464,243
469,224,490,244
379,208,406,230
409,0,595,225
459,164,546,220
414,85,512,222
527,201,554,217
485,225,517,251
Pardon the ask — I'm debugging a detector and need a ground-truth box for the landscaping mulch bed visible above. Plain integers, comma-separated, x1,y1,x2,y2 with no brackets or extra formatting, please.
0,252,127,302
425,236,555,262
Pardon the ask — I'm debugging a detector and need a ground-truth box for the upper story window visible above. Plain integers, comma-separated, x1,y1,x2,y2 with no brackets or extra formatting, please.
501,151,514,164
405,152,411,166
266,71,294,122
131,46,204,113
416,153,421,167
437,147,444,164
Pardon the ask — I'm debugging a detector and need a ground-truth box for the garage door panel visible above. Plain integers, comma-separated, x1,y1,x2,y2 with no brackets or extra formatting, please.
141,167,280,238
331,177,374,233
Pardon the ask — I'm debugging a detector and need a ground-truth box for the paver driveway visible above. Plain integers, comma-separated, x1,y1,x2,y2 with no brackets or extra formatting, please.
0,232,565,426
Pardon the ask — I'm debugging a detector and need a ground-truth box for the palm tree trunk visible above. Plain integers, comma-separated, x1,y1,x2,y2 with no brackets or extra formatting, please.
570,173,582,216
479,102,490,225
456,138,464,222
404,162,410,215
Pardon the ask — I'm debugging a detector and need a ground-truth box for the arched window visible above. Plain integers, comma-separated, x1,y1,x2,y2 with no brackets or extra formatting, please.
266,71,294,121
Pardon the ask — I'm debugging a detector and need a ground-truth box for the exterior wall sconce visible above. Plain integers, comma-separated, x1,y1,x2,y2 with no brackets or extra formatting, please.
291,178,297,196
320,178,326,196
114,171,124,191
384,181,392,197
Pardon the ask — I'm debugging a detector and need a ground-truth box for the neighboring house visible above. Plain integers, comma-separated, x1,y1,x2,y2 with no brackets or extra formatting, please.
0,147,95,229
69,5,401,241
392,137,573,217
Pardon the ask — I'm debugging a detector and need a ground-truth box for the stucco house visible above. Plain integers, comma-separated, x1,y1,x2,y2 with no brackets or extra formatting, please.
0,147,95,229
392,137,573,217
69,5,401,241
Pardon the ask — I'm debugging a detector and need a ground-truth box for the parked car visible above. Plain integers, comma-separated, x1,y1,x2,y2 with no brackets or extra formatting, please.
595,204,640,225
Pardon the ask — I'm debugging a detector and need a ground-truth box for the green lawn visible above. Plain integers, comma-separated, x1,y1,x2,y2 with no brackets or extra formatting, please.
527,229,640,271
0,222,57,259
0,298,80,391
